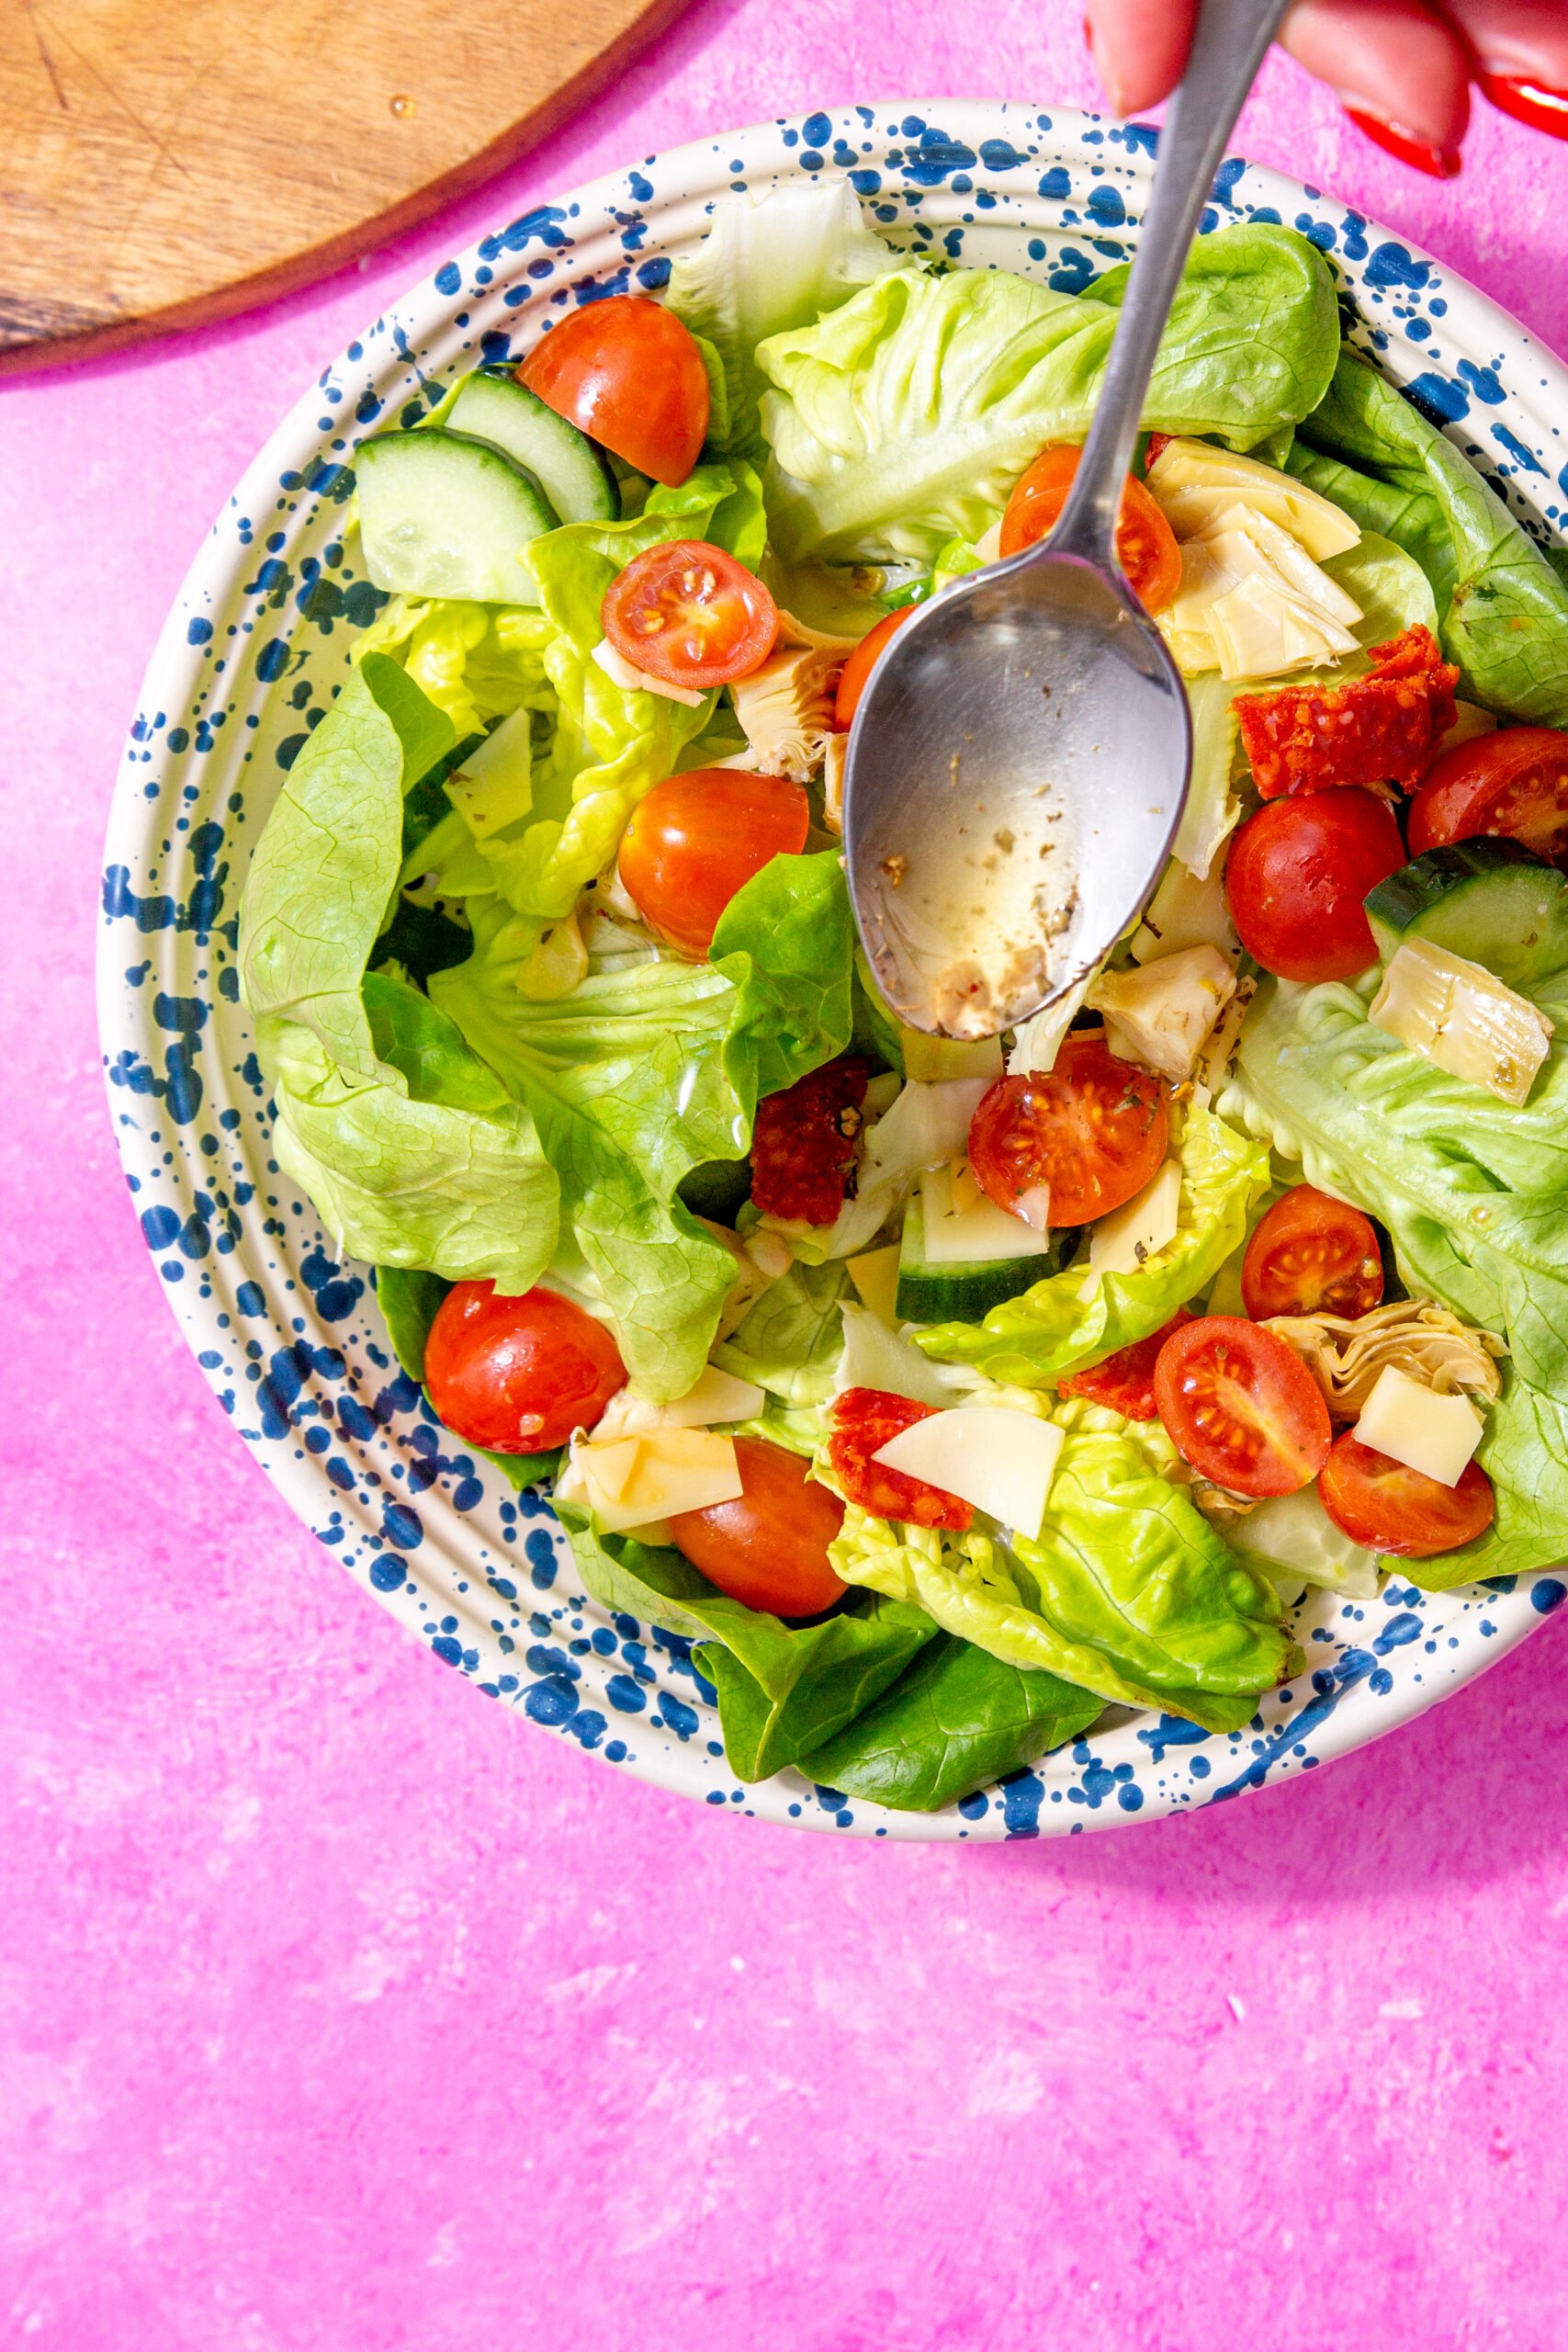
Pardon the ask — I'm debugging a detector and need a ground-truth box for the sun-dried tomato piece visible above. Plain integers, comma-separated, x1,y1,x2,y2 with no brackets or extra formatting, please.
750,1054,874,1226
1058,1309,1195,1422
828,1388,974,1532
1145,431,1174,469
1236,624,1460,799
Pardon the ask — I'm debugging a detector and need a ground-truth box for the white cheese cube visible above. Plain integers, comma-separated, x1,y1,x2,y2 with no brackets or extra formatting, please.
571,1428,744,1532
1088,1159,1183,1277
592,1365,765,1441
871,1408,1065,1539
1353,1365,1484,1489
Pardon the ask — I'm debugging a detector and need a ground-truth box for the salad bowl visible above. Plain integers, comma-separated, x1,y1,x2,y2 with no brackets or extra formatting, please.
99,102,1568,1840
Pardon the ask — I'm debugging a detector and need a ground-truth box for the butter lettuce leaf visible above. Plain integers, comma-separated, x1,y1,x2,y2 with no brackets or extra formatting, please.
666,179,902,458
1404,1372,1568,1590
829,1398,1297,1734
757,222,1339,562
798,1634,1103,1812
240,656,560,1291
430,850,855,1396
561,1507,936,1779
1292,350,1568,721
713,1258,850,1406
916,1104,1269,1385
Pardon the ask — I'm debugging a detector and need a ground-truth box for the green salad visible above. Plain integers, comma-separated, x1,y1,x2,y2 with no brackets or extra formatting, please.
239,182,1568,1811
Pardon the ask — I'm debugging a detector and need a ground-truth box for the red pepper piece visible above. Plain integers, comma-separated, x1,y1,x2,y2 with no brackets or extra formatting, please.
1235,625,1460,799
750,1054,874,1227
1058,1308,1195,1423
828,1388,974,1532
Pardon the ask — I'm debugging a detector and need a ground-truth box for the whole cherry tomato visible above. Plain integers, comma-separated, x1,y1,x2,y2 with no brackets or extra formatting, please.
667,1436,847,1614
423,1283,626,1453
1224,786,1405,984
617,770,809,957
999,444,1183,610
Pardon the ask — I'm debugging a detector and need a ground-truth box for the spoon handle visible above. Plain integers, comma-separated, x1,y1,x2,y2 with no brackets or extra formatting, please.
1046,0,1292,565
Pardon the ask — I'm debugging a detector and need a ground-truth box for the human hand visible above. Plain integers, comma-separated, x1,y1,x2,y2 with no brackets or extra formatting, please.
1083,0,1568,176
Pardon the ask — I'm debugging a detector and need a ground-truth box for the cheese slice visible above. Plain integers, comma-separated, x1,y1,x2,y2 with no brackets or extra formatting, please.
918,1163,1053,1265
591,637,706,707
847,1243,902,1322
1353,1365,1484,1489
1088,1160,1183,1277
564,1428,745,1532
871,1407,1065,1540
445,707,534,837
592,1365,765,1442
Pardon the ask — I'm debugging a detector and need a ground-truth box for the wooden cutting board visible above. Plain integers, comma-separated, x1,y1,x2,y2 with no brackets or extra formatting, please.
0,0,690,375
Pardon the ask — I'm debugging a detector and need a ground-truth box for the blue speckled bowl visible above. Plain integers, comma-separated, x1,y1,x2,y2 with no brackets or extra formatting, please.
98,104,1568,1840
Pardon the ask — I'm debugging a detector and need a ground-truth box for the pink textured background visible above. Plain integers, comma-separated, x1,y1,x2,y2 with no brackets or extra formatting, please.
6,6,1568,2344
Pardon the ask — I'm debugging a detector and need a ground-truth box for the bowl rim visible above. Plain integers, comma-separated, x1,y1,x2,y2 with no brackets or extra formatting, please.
98,99,1568,1843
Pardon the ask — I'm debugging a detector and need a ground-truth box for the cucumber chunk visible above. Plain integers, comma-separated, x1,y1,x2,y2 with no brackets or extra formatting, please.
355,428,554,604
1365,840,1568,989
896,1195,1068,1324
443,372,619,524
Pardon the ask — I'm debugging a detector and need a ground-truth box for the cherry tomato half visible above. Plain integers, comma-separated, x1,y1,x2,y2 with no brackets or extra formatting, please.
1058,1310,1195,1421
518,296,709,485
1407,726,1568,871
667,1436,847,1615
617,769,810,957
833,605,919,730
603,539,778,689
1153,1316,1331,1498
1319,1433,1495,1559
1224,786,1406,984
423,1282,626,1453
1241,1184,1384,1324
967,1035,1169,1230
998,444,1183,612
828,1389,974,1532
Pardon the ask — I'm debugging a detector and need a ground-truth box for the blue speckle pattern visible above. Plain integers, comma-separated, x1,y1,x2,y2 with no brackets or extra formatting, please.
98,105,1568,1842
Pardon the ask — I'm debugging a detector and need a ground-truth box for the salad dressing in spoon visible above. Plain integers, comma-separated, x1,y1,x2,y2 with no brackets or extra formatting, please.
840,0,1291,1039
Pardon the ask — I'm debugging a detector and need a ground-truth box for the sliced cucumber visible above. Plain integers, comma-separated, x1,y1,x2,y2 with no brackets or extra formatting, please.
896,1194,1066,1324
443,371,619,524
1365,840,1568,989
355,428,553,604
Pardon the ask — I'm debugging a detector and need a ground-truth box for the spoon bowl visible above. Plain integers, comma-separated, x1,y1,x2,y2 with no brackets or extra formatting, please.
845,549,1192,1038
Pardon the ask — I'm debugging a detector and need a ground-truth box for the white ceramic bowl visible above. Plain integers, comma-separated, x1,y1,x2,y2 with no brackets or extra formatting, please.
99,103,1568,1841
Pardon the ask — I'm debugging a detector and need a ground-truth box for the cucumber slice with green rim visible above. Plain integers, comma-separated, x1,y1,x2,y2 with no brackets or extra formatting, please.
443,372,619,525
1365,840,1568,989
355,428,553,604
896,1196,1068,1324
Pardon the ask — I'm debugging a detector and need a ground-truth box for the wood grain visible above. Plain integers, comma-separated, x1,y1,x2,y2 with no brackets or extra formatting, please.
0,0,690,374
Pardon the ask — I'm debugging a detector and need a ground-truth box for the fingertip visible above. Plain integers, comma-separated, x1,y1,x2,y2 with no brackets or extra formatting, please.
1082,0,1194,117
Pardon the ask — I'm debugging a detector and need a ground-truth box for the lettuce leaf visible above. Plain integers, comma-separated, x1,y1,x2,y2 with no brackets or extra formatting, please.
829,1397,1297,1734
757,222,1340,563
712,1258,850,1405
666,179,902,458
1223,969,1568,1396
1292,350,1568,721
797,1634,1103,1812
240,656,560,1291
915,1104,1269,1385
561,1507,936,1778
429,850,855,1396
1402,1372,1568,1590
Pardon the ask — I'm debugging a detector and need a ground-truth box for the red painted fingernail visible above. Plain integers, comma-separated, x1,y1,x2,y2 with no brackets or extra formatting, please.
1481,73,1568,141
1344,107,1463,179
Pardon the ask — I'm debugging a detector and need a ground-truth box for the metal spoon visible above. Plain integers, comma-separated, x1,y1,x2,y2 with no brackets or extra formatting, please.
842,0,1291,1038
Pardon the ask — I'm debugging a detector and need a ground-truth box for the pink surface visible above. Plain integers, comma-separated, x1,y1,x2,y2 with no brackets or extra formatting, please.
6,6,1568,2344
